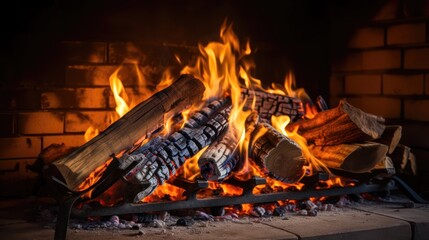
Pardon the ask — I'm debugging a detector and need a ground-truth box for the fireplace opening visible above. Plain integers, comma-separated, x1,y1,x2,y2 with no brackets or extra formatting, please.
1,1,429,240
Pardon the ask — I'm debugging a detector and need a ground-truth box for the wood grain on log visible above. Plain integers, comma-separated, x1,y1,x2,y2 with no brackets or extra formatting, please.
118,99,231,202
287,99,386,145
388,144,417,175
198,127,240,181
374,125,402,154
241,88,304,121
373,156,396,175
309,142,388,173
198,111,260,181
250,122,305,183
51,74,205,191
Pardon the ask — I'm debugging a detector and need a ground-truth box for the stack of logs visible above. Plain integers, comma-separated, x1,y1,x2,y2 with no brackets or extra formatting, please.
43,74,415,203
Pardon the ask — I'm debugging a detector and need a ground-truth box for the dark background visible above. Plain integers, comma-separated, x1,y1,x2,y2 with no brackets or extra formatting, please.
0,0,387,101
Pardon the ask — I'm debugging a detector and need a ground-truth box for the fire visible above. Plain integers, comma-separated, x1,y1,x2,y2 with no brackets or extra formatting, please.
109,67,130,118
78,20,350,212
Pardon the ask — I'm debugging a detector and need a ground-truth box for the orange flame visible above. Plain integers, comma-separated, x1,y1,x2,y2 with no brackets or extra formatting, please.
79,20,345,208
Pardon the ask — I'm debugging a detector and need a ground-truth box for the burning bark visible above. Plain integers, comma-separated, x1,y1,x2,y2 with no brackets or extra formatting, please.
50,74,205,191
198,127,241,181
241,88,304,121
117,99,231,202
287,99,386,145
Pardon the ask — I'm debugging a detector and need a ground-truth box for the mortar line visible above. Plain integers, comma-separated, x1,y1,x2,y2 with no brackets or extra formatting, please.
260,221,301,240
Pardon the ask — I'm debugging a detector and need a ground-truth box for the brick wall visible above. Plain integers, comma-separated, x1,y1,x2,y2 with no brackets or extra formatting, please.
330,1,429,187
0,41,195,196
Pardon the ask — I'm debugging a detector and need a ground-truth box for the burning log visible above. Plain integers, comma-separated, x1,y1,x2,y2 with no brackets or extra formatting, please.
198,112,259,181
117,99,231,202
250,122,305,183
50,74,205,191
240,88,304,121
287,99,386,145
198,128,241,181
309,142,388,173
373,125,402,154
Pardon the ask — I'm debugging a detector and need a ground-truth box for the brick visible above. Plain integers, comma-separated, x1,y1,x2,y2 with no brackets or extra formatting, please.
330,75,344,97
383,74,424,95
0,90,41,110
0,137,41,158
17,112,64,134
404,48,429,69
65,111,114,133
387,22,426,45
0,114,15,137
426,74,429,95
43,134,85,148
346,97,401,118
0,159,38,196
348,28,384,48
362,50,401,70
41,88,109,109
345,74,381,94
372,0,400,21
65,64,147,87
109,42,197,65
331,52,362,72
404,99,429,121
0,159,38,198
62,41,106,63
403,0,429,17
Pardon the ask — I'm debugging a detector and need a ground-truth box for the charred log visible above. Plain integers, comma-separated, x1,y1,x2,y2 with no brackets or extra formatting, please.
118,99,231,202
197,111,260,181
198,127,240,181
50,74,205,191
240,88,304,121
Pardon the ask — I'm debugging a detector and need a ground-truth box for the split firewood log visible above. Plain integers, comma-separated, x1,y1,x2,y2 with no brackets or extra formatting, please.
373,156,396,175
250,121,305,183
374,125,402,154
241,88,304,121
286,99,386,145
309,142,388,173
50,74,205,191
388,144,417,175
116,99,231,202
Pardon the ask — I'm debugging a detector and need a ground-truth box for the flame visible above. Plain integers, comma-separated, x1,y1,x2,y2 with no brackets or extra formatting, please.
109,67,130,118
84,126,99,142
271,115,330,175
78,20,350,210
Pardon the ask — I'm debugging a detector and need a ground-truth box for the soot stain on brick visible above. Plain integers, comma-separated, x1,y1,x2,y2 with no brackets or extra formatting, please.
26,138,32,148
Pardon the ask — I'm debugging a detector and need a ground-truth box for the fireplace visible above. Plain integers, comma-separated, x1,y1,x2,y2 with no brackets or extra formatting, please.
0,0,429,239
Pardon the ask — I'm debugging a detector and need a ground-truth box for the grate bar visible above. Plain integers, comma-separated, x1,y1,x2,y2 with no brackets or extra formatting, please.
72,179,396,217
